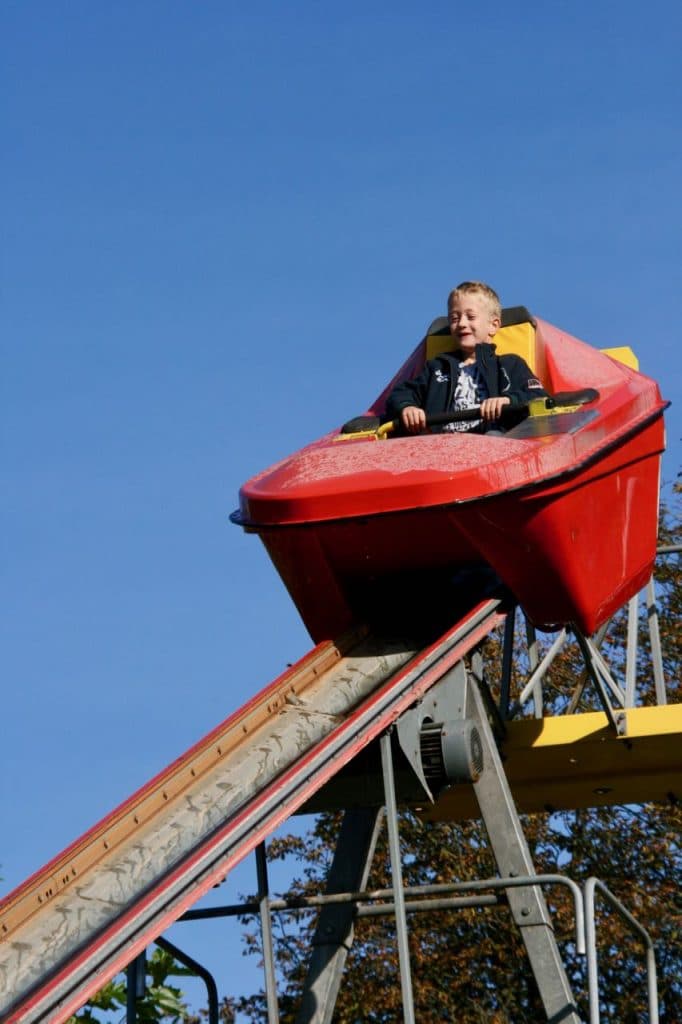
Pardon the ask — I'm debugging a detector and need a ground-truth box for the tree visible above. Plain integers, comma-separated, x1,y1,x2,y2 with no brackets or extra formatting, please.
67,947,237,1024
233,492,681,1022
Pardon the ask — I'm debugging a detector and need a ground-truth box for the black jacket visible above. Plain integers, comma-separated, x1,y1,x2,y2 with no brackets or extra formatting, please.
384,343,547,432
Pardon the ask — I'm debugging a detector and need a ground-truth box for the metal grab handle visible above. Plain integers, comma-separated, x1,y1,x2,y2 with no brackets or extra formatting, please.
584,877,659,1024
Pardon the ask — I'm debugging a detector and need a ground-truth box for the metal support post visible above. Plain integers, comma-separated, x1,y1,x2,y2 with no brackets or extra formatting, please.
126,951,146,1024
295,807,384,1024
646,577,667,705
625,594,639,706
525,619,544,718
511,628,568,718
573,631,626,734
500,606,516,719
566,620,610,715
458,666,583,1023
256,842,280,1024
380,731,416,1024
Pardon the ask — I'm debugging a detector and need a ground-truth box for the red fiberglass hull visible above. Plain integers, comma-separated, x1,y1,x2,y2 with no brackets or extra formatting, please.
235,316,667,642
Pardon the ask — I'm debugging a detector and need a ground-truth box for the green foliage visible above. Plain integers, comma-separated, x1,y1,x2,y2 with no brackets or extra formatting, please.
67,948,205,1024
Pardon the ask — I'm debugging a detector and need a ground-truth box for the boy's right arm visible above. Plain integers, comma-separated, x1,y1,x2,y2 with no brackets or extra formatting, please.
385,364,431,422
385,364,434,434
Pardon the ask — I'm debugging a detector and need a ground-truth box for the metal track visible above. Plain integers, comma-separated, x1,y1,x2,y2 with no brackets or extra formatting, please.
0,598,505,1024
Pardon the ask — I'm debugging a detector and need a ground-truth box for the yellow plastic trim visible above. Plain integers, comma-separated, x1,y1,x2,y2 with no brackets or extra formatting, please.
332,429,380,442
601,346,639,370
527,398,582,418
332,423,394,442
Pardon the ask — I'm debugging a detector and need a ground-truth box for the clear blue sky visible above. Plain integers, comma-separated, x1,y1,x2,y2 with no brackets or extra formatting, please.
2,1,681,1017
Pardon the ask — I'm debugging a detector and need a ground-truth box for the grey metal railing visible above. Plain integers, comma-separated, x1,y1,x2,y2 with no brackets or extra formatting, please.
584,877,659,1024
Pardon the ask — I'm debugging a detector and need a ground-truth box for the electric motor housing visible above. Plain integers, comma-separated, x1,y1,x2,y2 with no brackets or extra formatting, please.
420,719,483,790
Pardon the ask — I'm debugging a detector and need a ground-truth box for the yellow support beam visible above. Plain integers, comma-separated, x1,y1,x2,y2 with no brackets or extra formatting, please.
420,704,682,822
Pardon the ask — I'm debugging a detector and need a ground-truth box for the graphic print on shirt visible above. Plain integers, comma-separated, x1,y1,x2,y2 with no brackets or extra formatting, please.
444,364,489,432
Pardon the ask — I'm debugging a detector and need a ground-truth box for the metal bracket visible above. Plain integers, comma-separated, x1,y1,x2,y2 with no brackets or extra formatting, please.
573,630,628,735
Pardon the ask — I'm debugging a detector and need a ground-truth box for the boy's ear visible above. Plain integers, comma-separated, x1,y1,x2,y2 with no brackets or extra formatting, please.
489,317,501,336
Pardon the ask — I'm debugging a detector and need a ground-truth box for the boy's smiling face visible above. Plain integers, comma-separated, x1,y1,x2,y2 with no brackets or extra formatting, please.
448,291,500,355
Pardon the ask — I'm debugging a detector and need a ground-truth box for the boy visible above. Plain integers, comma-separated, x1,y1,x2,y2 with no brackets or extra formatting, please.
386,281,546,434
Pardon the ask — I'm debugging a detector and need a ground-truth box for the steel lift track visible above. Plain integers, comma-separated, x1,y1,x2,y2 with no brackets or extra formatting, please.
0,597,506,1024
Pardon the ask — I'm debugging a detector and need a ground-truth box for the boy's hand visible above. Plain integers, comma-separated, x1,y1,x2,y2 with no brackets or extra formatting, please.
400,406,427,433
480,396,510,420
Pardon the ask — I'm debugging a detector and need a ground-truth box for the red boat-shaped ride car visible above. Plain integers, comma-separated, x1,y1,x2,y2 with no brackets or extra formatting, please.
232,308,668,642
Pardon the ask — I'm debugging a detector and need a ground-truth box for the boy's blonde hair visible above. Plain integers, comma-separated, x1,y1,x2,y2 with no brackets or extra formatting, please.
447,281,502,322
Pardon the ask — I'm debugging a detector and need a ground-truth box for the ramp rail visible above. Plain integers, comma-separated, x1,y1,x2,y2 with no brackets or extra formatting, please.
0,599,505,1024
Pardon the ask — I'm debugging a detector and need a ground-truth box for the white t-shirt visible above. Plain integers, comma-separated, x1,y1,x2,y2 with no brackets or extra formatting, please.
444,363,488,432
